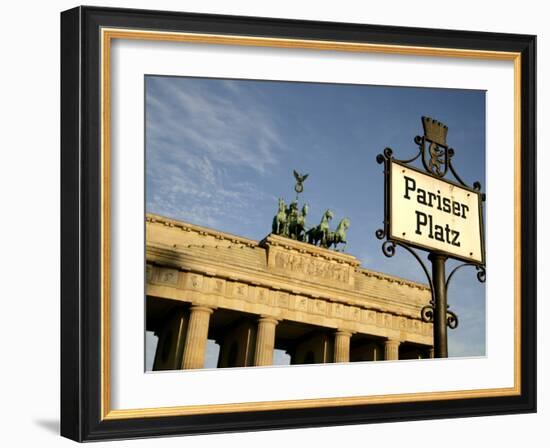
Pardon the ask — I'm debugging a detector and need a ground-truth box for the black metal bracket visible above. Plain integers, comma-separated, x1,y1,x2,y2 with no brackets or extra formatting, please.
446,262,486,291
375,230,465,329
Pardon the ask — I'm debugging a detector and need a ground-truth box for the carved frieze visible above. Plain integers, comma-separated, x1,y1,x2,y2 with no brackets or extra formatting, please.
211,278,225,294
276,292,290,309
330,302,345,318
254,287,271,306
263,234,359,287
157,268,179,286
272,251,351,284
188,274,203,289
231,282,249,299
347,306,361,322
309,299,327,316
292,295,309,312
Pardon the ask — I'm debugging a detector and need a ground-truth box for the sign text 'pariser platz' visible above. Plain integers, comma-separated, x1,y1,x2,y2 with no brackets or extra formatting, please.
389,161,484,263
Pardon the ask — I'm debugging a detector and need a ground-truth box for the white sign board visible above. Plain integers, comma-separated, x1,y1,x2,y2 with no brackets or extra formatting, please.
389,161,484,263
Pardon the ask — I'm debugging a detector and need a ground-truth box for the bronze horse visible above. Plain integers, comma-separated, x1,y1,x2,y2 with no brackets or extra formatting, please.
326,217,350,251
272,198,287,235
306,209,334,247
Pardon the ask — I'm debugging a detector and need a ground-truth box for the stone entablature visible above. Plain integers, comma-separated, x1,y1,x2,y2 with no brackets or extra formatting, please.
147,266,432,345
146,213,433,347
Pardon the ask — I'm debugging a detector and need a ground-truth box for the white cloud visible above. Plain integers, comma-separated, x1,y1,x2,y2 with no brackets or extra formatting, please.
145,77,284,227
146,77,282,173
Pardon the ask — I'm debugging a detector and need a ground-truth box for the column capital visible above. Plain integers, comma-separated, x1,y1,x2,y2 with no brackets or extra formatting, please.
190,305,215,315
334,329,353,338
258,315,279,325
385,338,401,346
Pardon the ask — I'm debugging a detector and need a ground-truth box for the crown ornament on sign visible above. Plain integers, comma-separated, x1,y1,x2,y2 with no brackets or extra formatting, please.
422,116,448,147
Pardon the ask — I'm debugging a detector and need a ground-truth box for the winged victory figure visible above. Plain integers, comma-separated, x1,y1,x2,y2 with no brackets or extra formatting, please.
293,170,309,194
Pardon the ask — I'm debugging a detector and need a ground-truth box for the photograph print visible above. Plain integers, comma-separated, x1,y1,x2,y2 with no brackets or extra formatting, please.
144,75,486,372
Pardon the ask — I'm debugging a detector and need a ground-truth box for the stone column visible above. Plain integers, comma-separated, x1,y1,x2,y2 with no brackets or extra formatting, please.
384,339,401,361
333,330,352,363
428,347,435,359
152,308,188,371
181,305,214,369
254,316,278,366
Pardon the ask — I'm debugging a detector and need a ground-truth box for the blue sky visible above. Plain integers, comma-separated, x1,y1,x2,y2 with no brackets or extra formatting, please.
145,75,486,369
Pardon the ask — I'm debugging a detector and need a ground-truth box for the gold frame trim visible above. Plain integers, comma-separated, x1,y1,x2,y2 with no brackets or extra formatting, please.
100,28,522,420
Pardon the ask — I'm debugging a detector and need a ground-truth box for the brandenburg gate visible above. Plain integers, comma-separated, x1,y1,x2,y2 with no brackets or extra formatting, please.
146,213,434,370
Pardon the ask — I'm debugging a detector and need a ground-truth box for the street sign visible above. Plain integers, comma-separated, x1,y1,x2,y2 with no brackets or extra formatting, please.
389,160,484,264
376,116,486,358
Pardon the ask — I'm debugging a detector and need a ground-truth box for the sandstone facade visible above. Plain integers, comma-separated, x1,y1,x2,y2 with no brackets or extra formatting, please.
146,213,434,370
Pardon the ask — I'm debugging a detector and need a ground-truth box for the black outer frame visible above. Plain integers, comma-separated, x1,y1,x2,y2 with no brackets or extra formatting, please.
60,5,536,442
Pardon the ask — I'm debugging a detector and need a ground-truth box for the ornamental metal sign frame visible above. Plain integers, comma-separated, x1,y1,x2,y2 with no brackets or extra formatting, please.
376,116,487,358
386,160,486,265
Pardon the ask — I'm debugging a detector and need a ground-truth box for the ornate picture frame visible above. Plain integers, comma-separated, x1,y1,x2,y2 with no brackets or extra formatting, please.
60,6,536,441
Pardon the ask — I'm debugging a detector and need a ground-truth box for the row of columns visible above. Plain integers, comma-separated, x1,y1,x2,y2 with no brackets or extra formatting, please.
181,306,282,369
334,330,401,362
179,305,405,369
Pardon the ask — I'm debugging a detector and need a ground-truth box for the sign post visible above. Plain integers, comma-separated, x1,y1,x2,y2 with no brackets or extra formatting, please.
430,252,448,358
376,117,486,358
